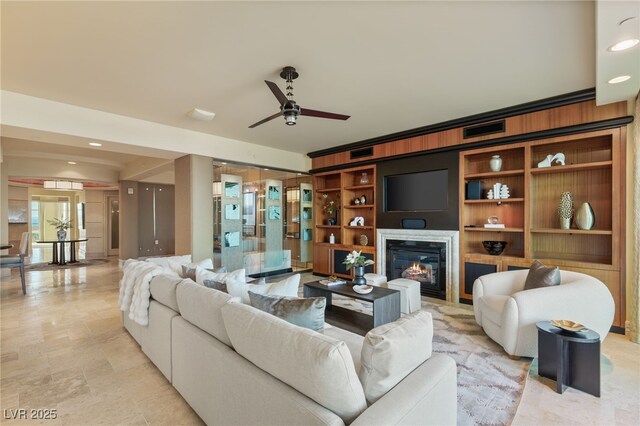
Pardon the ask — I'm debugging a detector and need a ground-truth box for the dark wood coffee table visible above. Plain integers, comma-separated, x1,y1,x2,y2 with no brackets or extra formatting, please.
304,281,401,335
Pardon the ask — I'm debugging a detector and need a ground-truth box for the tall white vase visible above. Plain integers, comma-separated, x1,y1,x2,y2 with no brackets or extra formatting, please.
575,202,595,230
558,192,574,230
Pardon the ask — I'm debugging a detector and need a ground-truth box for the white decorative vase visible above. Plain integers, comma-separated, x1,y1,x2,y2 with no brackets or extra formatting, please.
489,155,502,172
558,192,574,230
575,202,595,230
57,229,67,241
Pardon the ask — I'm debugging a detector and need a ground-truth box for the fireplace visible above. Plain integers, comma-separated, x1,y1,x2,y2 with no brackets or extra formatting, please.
387,241,447,299
376,228,459,303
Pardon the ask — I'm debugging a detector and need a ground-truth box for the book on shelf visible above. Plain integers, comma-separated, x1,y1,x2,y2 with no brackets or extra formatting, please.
484,224,506,228
319,279,346,286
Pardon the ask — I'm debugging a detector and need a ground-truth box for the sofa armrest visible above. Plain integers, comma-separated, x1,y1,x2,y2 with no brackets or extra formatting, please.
351,354,457,426
473,270,528,325
501,279,614,357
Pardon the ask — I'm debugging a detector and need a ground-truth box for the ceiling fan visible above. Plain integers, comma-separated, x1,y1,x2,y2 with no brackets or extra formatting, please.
249,66,350,128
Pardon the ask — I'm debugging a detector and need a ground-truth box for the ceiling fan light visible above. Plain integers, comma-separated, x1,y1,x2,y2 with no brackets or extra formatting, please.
285,114,297,125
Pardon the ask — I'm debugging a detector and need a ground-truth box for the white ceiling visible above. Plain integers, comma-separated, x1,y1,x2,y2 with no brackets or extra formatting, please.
1,1,638,156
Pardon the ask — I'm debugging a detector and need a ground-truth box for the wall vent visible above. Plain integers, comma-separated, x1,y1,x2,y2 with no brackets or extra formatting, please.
463,120,505,139
350,147,373,159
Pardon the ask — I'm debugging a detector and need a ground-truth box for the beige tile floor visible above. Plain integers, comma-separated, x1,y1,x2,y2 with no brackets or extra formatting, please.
1,259,639,425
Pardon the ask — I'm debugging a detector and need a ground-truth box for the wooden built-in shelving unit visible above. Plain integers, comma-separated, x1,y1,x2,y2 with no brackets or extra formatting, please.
312,165,377,279
459,128,625,327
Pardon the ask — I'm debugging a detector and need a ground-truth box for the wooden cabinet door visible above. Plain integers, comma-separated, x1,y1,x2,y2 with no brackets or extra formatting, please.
313,245,332,275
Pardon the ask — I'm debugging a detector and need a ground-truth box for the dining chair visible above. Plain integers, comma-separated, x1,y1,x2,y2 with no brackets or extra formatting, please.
0,232,29,294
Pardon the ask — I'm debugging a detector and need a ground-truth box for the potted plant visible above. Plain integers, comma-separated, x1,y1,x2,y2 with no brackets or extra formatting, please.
47,217,72,241
342,250,374,286
321,193,340,225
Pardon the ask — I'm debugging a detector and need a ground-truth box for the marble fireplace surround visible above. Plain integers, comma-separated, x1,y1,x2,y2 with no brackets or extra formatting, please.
376,228,459,303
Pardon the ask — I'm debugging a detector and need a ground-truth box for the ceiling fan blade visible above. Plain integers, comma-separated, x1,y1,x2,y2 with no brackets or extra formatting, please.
300,107,350,121
249,111,283,128
265,80,288,106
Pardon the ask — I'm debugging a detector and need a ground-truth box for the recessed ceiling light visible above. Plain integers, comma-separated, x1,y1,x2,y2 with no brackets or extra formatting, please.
89,142,102,147
608,39,639,52
221,162,227,165
263,168,269,171
297,173,302,176
608,75,631,84
68,161,77,165
187,108,216,121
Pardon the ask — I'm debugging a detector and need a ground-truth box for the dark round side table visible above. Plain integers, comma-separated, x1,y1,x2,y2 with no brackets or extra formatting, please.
536,320,601,397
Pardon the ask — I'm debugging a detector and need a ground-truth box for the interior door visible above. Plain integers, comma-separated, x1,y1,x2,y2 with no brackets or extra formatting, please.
106,195,120,256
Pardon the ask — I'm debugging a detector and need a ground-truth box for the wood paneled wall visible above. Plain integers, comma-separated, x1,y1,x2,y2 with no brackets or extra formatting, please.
311,100,628,170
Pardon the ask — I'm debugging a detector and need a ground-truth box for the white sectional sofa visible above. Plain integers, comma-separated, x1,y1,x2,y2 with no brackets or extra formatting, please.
122,272,457,425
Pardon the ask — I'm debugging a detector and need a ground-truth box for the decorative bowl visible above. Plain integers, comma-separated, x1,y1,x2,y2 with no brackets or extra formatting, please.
353,285,373,294
482,241,507,255
550,319,587,332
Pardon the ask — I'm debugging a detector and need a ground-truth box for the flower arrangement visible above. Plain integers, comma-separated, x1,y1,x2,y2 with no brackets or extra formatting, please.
321,193,339,216
47,217,73,231
342,250,374,271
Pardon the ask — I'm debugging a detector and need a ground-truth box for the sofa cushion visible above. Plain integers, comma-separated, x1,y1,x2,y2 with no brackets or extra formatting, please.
149,274,184,312
195,267,245,286
479,295,510,326
227,274,300,304
359,311,434,404
221,302,367,423
176,279,239,347
524,260,560,290
248,291,326,332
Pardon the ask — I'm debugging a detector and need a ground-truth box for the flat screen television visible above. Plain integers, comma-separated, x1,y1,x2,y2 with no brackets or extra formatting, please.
384,169,448,212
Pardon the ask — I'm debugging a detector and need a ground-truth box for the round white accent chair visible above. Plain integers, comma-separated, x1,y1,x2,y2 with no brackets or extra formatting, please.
472,269,615,358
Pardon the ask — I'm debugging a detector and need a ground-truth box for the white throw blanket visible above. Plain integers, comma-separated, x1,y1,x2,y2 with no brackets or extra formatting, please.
119,259,165,326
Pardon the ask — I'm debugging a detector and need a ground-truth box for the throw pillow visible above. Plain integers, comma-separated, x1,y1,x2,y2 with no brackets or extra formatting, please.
248,291,326,331
195,267,245,286
227,274,300,304
203,279,227,293
359,311,433,404
523,260,560,290
179,259,217,280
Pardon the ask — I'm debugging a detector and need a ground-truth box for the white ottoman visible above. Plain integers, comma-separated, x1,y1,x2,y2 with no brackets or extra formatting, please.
387,278,421,314
364,273,387,287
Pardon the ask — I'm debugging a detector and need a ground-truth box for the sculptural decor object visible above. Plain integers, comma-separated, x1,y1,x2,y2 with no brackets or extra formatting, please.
575,202,595,230
558,192,574,229
538,153,566,168
349,216,365,226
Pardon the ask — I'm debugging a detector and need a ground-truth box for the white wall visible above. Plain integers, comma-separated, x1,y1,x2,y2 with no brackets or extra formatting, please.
1,91,311,172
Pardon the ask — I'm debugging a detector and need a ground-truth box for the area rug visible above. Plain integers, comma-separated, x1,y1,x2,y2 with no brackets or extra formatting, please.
331,295,532,426
25,258,110,271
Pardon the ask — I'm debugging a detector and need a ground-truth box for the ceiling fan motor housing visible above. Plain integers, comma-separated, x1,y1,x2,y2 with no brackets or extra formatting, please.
282,101,300,125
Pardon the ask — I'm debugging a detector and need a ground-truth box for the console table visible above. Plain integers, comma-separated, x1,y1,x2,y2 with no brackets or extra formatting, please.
37,239,88,266
303,281,400,335
536,320,601,397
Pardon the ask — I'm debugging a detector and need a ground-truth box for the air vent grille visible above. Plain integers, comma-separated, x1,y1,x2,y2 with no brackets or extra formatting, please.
350,147,374,159
463,120,505,139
